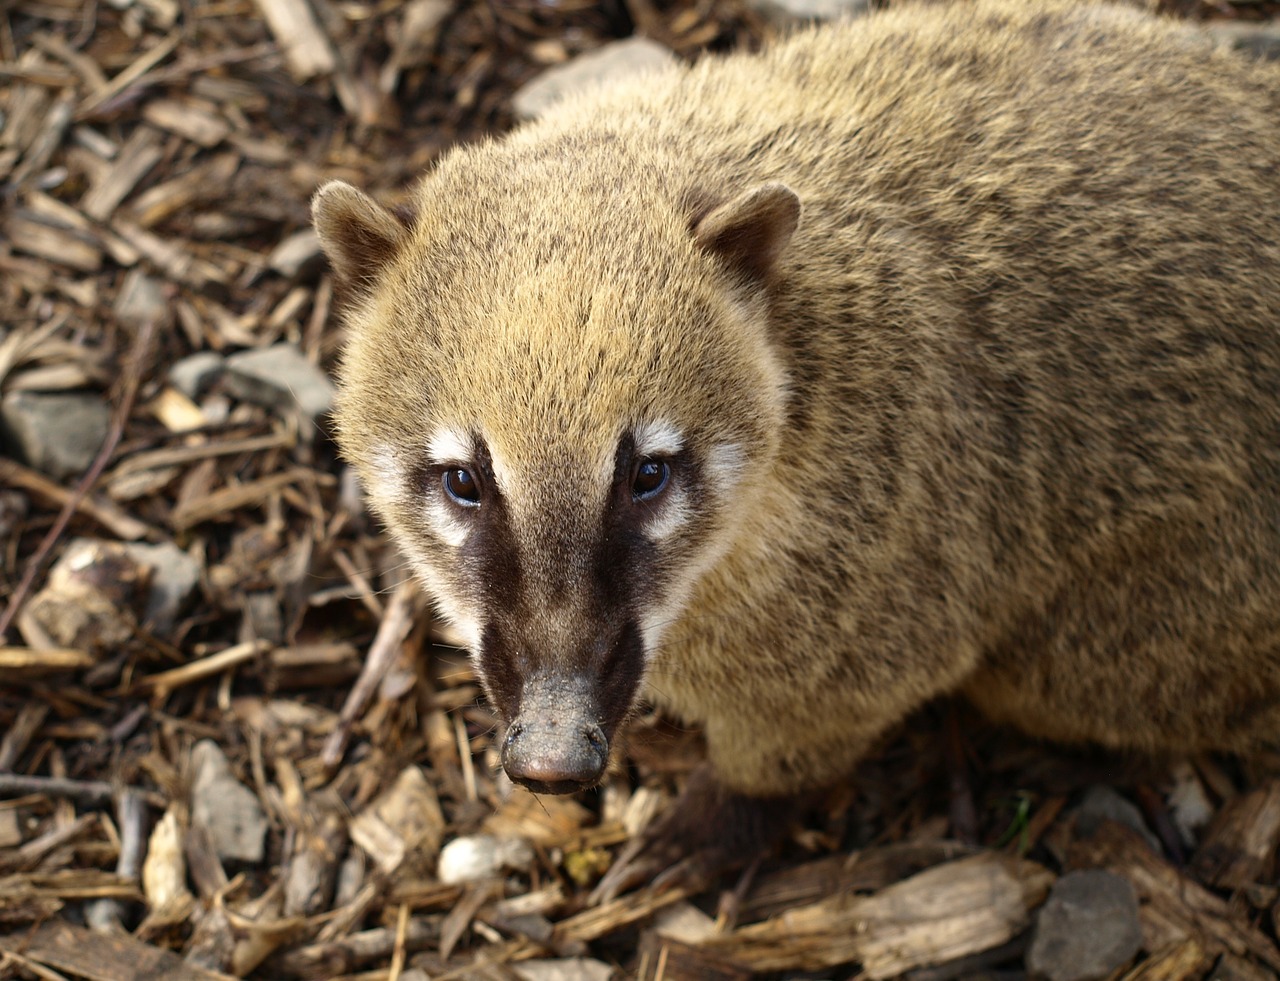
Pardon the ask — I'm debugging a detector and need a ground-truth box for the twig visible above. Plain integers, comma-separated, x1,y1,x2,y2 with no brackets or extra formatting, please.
132,639,271,696
0,319,156,643
0,773,115,805
0,813,98,874
320,578,420,772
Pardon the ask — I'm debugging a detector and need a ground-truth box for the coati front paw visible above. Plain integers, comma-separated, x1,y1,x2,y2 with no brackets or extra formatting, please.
589,763,801,903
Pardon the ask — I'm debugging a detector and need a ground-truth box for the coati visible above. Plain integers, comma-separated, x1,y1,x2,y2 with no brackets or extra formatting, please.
315,0,1280,885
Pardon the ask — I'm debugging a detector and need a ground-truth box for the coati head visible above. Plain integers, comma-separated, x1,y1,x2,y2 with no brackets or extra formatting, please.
314,156,796,794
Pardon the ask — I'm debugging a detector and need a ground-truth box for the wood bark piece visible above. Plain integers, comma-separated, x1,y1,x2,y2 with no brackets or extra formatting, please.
1121,939,1212,980
5,212,103,271
636,933,751,981
251,0,336,80
1190,778,1280,890
142,98,232,147
0,920,236,981
349,765,447,873
80,125,164,221
700,852,1053,975
741,839,972,922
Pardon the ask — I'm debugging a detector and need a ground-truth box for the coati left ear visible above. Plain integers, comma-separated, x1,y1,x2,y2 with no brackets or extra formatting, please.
691,182,800,283
311,180,411,285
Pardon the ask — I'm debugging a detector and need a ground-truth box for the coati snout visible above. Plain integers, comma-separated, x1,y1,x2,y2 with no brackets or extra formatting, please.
481,616,648,793
501,673,611,794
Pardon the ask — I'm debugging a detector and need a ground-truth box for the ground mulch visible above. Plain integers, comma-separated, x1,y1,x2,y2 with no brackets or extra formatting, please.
3,0,1280,978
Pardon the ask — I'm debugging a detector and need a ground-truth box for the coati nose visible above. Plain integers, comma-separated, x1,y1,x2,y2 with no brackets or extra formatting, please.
500,672,610,794
502,719,609,795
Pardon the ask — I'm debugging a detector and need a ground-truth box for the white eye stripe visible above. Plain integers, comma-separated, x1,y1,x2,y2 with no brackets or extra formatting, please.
426,499,470,546
633,419,684,458
427,426,473,465
641,487,690,541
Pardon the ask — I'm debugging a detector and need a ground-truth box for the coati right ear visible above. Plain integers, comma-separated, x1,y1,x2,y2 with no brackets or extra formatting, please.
311,180,410,285
691,182,800,283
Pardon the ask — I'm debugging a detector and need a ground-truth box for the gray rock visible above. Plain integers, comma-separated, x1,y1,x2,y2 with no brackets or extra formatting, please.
1206,21,1280,62
169,351,225,399
190,739,268,865
512,37,676,121
223,343,335,422
1,390,110,480
123,541,201,633
1027,870,1142,981
268,228,322,277
1076,785,1161,853
746,0,870,25
113,269,167,327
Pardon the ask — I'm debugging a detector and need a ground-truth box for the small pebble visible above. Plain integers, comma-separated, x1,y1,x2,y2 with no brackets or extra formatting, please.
438,833,534,884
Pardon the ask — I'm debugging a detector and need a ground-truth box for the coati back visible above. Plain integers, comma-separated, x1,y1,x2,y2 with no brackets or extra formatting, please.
315,0,1280,805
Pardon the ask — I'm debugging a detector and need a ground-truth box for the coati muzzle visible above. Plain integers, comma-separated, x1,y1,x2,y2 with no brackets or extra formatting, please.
502,673,610,795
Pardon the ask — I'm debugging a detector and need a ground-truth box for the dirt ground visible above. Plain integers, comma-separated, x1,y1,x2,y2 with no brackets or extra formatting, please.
3,0,1280,978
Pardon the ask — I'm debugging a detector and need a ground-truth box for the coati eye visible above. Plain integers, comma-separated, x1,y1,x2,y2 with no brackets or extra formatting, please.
632,458,670,501
442,467,481,507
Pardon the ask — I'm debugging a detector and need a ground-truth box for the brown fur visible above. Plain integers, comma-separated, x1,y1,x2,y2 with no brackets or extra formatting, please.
316,0,1280,798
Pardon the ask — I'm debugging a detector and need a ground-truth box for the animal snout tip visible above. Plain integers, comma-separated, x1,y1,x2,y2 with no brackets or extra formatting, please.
501,719,608,795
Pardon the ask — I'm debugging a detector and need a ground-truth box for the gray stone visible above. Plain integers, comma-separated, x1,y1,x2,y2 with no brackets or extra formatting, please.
267,228,321,277
1076,785,1161,853
122,541,201,633
1,390,110,480
223,343,335,422
512,37,676,121
1206,21,1280,62
1027,870,1142,981
190,739,268,865
113,269,167,327
746,0,870,25
169,351,224,399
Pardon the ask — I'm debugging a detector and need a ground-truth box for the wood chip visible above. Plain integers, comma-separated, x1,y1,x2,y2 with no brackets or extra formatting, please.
1190,779,1280,890
701,853,1053,975
0,920,235,981
251,0,337,80
142,98,232,147
80,126,164,221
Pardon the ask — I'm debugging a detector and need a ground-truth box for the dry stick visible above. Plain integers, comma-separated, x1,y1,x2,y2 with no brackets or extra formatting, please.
85,788,150,931
0,773,114,805
0,319,156,642
320,578,419,772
